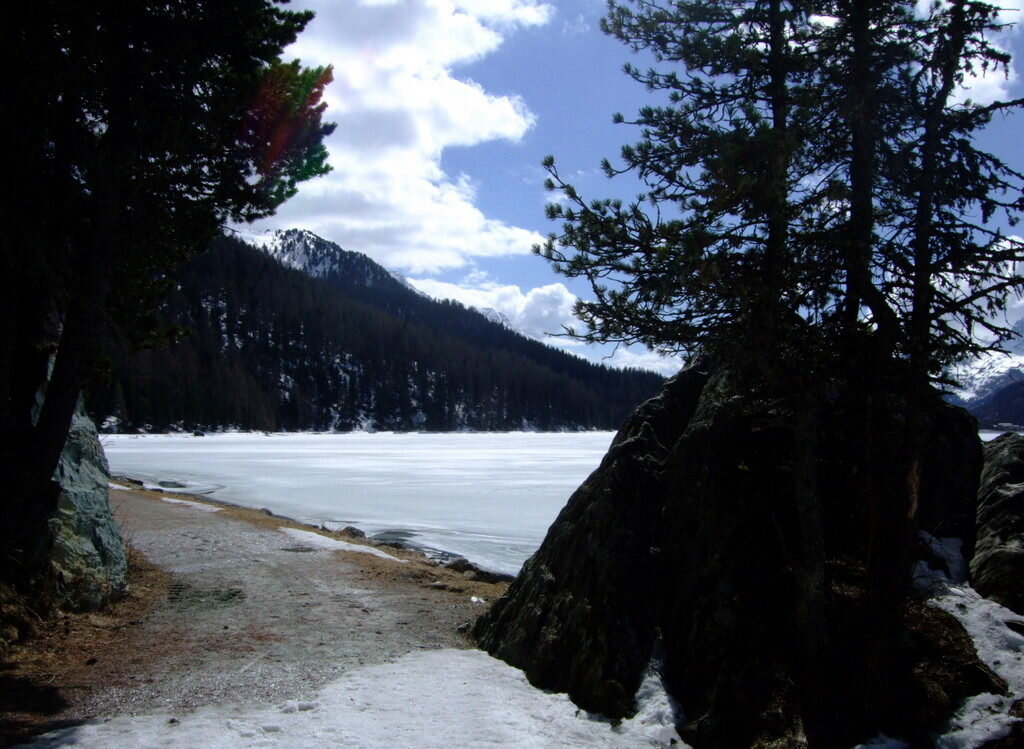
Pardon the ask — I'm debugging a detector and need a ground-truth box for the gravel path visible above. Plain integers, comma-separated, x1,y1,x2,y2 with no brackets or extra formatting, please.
2,487,506,740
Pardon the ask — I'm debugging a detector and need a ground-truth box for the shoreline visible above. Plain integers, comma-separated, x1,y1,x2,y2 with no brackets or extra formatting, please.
98,430,616,577
2,482,514,745
109,473,515,583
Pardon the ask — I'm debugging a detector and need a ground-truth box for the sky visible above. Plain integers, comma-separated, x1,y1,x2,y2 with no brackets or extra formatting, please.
247,0,1024,376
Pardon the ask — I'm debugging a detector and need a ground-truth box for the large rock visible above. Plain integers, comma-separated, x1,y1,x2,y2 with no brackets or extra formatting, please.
917,402,983,556
971,432,1024,614
475,359,710,717
45,400,127,610
476,365,998,748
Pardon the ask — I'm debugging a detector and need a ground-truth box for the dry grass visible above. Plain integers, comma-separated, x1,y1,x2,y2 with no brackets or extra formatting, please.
0,544,169,746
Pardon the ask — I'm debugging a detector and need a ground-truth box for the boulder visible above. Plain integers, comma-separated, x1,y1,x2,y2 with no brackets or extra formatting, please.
476,364,997,747
46,400,127,610
971,432,1024,614
917,401,983,556
474,359,710,718
442,557,514,584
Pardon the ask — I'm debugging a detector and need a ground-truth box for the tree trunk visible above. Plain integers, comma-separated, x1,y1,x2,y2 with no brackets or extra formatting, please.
910,0,969,376
3,187,117,591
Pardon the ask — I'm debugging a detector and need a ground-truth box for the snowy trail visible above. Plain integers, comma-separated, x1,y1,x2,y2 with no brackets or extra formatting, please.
25,649,679,748
16,487,682,747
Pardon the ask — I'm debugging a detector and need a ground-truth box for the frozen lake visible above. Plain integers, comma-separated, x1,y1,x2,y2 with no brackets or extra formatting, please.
102,432,615,575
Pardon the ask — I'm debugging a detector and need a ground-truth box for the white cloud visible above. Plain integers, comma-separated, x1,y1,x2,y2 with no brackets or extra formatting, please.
248,0,552,273
562,14,591,36
407,274,682,375
408,275,579,340
951,54,1019,106
602,347,684,377
915,0,1023,105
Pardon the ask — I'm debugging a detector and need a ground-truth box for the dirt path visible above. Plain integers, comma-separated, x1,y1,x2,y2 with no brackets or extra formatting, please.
1,487,507,744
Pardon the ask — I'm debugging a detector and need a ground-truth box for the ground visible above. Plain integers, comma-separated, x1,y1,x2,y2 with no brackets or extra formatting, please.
0,486,507,746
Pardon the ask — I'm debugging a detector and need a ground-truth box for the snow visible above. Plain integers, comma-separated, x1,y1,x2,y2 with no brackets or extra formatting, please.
24,649,684,748
102,432,614,574
279,527,405,563
160,496,221,513
950,351,1024,403
140,478,220,495
913,553,1024,746
853,735,908,748
930,581,1024,746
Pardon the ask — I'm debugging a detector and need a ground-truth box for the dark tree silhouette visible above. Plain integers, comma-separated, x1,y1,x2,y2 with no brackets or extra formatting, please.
1,0,334,590
531,1,1024,739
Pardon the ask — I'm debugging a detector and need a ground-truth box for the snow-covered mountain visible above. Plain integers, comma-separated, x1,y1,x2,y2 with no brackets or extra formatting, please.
91,231,665,433
237,228,399,289
478,307,530,337
950,351,1024,404
948,319,1024,427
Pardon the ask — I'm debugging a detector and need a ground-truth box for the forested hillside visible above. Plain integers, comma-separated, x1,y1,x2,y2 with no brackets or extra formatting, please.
88,233,664,432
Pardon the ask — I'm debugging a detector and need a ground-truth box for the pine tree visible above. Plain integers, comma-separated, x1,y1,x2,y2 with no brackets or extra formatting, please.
540,0,834,374
540,0,1024,378
1,0,334,589
536,2,1024,739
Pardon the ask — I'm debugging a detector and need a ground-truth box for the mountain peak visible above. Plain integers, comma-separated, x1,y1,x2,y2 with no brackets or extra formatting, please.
240,228,394,289
479,307,528,337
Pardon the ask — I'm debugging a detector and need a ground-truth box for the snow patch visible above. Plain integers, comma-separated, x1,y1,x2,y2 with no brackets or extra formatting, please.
927,581,1024,745
917,532,968,584
279,527,405,563
160,497,221,513
141,479,220,495
27,649,684,748
854,735,909,748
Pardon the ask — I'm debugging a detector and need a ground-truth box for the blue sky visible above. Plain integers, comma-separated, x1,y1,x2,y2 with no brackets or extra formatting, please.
249,0,1024,375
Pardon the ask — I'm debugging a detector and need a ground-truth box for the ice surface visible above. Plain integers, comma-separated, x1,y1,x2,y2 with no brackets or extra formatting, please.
25,649,685,748
102,432,614,574
279,527,405,562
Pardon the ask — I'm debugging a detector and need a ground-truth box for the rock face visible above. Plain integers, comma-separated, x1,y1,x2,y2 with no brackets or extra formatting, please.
45,400,127,610
972,432,1024,614
917,402,984,556
475,361,710,717
476,363,999,748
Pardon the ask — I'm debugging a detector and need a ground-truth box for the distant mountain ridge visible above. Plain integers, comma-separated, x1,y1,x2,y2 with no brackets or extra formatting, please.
948,318,1024,427
89,231,665,433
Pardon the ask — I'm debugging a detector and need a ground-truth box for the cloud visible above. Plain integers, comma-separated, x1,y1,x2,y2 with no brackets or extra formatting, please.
601,347,684,377
408,275,578,340
407,273,683,375
562,14,591,36
247,0,552,273
914,0,1023,105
